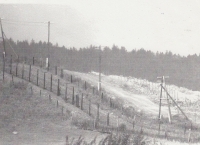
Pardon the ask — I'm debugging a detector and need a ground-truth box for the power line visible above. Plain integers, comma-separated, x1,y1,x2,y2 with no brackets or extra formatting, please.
1,19,54,59
0,18,6,56
2,21,48,27
3,19,48,24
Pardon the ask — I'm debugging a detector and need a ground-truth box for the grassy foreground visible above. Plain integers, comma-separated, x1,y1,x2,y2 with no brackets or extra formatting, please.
0,77,106,144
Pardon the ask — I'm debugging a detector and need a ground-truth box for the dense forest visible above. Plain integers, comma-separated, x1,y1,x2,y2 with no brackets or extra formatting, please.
1,38,200,91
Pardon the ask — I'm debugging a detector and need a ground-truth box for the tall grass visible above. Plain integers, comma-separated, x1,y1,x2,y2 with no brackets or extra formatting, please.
66,131,146,145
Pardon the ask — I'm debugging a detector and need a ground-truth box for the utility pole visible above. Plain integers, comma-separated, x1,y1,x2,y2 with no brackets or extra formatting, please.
0,18,6,57
158,77,163,120
47,21,50,70
157,76,172,122
99,46,101,97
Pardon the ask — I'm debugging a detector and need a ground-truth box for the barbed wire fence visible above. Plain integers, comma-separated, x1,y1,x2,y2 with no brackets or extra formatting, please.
1,54,200,142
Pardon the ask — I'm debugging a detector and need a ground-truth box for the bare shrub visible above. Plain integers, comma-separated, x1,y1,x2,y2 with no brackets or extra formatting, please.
71,118,92,130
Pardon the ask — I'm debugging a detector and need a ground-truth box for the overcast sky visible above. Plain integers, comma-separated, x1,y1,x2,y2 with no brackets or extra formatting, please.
1,0,200,56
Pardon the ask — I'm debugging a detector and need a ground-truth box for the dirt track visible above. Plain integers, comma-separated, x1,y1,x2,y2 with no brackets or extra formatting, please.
64,70,177,117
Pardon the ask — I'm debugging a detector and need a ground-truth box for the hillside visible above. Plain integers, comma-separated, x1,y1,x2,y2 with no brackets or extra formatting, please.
1,56,200,144
0,73,106,144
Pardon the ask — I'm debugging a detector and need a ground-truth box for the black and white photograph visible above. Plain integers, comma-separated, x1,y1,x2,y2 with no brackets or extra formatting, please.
1,0,200,144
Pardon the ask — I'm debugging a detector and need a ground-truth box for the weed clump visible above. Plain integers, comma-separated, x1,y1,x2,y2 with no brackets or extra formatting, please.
66,132,146,145
71,117,93,130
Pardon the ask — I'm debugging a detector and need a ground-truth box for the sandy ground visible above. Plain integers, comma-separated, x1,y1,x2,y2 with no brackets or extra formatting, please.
64,70,177,117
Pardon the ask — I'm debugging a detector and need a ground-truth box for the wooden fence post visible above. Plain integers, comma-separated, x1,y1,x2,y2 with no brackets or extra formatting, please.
50,74,52,92
110,98,112,108
33,57,34,65
57,100,59,108
72,87,74,104
62,106,64,116
47,59,49,71
37,69,39,86
165,130,168,139
29,65,31,82
2,54,5,81
15,63,18,77
49,95,51,102
10,55,12,74
66,136,69,144
188,129,191,142
89,99,91,116
97,104,99,121
107,113,110,126
76,95,79,107
65,85,67,101
39,57,42,68
60,68,63,78
184,122,187,135
22,63,24,79
101,93,103,102
30,86,33,95
43,72,46,89
93,87,94,95
55,66,57,75
57,79,60,96
81,93,83,110
84,81,87,90
94,118,97,129
12,75,14,83
17,55,19,63
70,75,72,83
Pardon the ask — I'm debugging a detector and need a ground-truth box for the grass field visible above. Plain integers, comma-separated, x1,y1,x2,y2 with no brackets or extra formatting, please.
0,74,108,144
1,59,200,144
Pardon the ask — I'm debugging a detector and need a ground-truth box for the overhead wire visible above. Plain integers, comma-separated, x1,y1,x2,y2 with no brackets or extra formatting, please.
3,21,48,27
2,19,49,28
3,19,48,24
1,19,51,57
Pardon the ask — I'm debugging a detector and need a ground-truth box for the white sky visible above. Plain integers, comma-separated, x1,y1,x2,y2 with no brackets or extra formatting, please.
1,0,200,56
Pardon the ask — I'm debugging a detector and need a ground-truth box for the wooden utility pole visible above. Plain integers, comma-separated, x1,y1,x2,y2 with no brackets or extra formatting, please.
0,18,6,56
158,79,163,120
99,46,101,97
47,21,50,70
157,76,172,124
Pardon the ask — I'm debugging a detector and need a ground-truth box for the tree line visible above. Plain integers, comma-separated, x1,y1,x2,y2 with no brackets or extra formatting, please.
1,38,200,91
